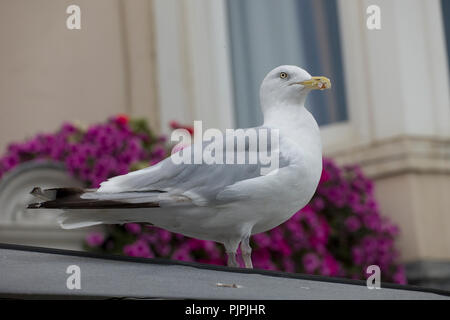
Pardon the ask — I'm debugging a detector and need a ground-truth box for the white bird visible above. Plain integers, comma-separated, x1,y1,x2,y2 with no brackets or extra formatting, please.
28,65,331,268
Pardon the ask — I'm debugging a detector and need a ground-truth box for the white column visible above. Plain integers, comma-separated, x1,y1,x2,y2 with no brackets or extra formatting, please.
336,0,450,266
337,0,450,145
152,0,235,133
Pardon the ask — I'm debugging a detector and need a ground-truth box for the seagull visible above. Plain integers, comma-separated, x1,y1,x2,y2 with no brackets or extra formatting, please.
28,65,331,268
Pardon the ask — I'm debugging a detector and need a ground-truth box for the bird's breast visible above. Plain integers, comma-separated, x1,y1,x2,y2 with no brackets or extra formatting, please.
250,132,322,233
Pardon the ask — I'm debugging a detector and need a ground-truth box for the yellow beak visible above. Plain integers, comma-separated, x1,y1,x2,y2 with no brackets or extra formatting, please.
299,76,331,90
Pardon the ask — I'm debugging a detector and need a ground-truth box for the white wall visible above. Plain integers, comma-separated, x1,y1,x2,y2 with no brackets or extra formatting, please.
0,0,159,152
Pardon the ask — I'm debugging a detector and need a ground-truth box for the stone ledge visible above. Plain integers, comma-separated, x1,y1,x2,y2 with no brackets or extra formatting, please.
406,260,450,291
0,243,449,299
328,135,450,179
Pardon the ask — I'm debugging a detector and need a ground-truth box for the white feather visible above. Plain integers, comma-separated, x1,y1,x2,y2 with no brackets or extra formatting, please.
57,65,323,251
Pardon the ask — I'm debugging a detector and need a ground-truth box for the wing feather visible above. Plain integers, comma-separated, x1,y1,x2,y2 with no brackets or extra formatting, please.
96,128,291,205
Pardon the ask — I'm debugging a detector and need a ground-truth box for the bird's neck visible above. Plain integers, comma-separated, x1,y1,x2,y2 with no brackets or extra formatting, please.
263,103,322,153
263,102,314,130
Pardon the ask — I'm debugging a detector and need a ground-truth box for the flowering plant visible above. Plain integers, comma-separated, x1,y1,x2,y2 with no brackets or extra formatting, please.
0,115,167,186
0,116,406,284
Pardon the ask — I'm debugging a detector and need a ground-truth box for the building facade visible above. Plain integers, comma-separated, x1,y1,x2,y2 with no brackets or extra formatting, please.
0,0,449,287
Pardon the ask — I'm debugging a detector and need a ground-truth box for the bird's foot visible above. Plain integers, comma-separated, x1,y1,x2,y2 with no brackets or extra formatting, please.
226,251,239,268
242,252,253,269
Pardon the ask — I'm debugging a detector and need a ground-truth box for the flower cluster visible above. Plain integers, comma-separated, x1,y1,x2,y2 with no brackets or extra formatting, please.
0,115,167,187
0,116,406,284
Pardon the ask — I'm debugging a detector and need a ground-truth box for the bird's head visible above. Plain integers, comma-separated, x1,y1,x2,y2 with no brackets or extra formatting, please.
259,65,331,110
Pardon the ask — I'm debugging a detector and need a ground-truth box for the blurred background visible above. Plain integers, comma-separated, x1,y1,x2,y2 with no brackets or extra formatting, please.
0,0,449,289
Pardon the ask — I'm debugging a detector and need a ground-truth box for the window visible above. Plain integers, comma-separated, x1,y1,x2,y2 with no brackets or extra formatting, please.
227,0,348,128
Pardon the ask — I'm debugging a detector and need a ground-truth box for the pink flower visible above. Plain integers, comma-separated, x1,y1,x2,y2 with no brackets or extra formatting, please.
115,114,129,125
319,169,330,184
253,233,271,247
169,121,194,135
86,232,105,247
311,197,325,211
124,240,153,258
363,214,381,231
282,257,296,273
157,244,172,256
352,246,364,265
345,216,361,232
303,253,321,274
172,246,193,262
320,254,340,276
125,223,142,234
158,229,172,242
392,266,407,284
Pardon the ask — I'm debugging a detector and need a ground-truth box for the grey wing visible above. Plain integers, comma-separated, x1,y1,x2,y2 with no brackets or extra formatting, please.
95,127,290,205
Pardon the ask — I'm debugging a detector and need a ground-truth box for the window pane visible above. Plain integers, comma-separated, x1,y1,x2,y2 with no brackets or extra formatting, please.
227,0,348,128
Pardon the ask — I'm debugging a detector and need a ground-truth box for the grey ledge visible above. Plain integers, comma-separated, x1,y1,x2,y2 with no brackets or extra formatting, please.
0,243,449,300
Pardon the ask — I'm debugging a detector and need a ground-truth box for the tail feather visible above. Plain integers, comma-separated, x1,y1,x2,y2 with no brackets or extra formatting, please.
58,213,104,229
28,187,193,229
57,209,156,229
28,187,161,209
30,187,57,201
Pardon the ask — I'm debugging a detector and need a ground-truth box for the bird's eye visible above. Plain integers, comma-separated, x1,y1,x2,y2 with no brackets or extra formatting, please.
280,72,288,79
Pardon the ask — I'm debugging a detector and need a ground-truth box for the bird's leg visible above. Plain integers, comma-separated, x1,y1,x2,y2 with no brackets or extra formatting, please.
224,240,240,268
226,251,239,268
241,235,253,269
